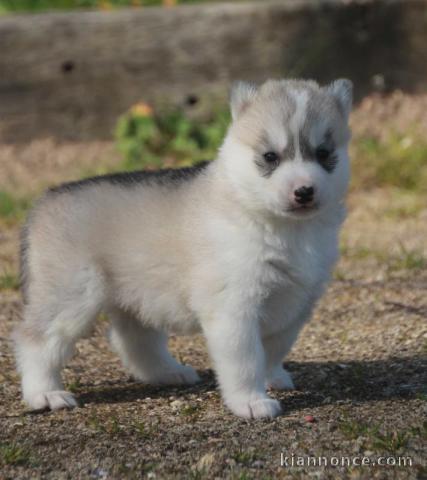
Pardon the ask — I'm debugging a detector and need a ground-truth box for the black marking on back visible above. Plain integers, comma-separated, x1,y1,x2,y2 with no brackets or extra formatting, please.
19,221,30,304
48,161,211,194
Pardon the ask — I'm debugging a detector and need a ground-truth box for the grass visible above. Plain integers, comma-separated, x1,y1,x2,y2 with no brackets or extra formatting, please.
0,191,30,224
67,377,83,393
382,192,426,219
339,418,410,454
0,0,215,14
391,243,426,271
350,133,427,194
86,415,159,438
87,415,121,433
231,448,257,466
411,421,427,440
133,420,152,438
0,271,20,291
370,431,410,453
180,403,201,416
340,243,426,272
0,443,31,467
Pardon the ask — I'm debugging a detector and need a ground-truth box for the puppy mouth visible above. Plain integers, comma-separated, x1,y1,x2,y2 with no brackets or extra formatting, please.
286,203,319,214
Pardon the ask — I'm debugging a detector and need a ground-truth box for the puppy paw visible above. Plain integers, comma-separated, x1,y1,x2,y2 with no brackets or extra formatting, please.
266,367,295,390
226,395,282,419
26,390,78,411
138,364,200,386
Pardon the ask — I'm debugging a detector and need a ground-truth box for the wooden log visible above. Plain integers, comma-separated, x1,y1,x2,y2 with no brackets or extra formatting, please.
0,0,426,142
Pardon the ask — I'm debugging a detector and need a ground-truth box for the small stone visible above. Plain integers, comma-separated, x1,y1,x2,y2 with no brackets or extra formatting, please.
170,400,183,410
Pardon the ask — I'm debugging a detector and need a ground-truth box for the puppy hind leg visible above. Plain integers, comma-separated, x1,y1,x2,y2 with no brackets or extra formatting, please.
109,310,199,385
14,322,79,410
14,266,105,410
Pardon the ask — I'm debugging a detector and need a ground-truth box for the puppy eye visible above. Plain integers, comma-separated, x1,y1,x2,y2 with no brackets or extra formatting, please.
315,147,330,162
263,151,279,163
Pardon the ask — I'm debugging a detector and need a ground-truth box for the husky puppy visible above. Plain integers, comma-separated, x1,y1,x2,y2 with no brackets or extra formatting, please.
14,78,352,418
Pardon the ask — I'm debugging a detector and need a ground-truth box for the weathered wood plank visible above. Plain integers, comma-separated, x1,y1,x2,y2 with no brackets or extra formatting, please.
0,0,426,142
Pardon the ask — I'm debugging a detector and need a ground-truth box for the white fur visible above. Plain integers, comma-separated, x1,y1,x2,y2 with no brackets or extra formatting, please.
289,90,308,160
14,78,352,418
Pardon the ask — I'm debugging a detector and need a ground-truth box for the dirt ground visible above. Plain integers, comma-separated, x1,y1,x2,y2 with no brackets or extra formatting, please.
0,94,426,479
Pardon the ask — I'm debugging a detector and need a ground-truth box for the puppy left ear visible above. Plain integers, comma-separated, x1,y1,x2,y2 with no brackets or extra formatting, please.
326,79,353,118
230,81,258,120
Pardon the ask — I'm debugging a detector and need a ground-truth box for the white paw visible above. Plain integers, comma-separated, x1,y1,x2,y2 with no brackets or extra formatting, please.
226,395,282,419
25,390,78,411
138,364,200,386
266,367,295,390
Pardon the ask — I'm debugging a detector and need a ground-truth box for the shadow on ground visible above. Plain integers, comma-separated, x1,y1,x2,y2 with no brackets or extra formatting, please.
64,356,427,415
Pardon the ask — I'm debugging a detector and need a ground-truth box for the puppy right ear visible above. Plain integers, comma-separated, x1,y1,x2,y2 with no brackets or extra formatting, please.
230,81,258,120
325,79,353,119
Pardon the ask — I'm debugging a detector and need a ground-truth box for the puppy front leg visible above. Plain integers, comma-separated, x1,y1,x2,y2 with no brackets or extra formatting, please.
262,298,321,390
263,325,300,391
203,311,282,419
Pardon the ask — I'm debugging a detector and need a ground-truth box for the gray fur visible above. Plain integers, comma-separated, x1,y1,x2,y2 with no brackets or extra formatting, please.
49,161,210,195
230,79,351,175
254,138,296,178
325,79,353,118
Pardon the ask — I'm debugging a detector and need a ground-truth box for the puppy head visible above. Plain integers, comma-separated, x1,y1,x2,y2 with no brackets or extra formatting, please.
220,78,352,220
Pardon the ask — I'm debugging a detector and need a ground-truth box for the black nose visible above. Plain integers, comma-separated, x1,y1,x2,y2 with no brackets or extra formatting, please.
294,186,314,204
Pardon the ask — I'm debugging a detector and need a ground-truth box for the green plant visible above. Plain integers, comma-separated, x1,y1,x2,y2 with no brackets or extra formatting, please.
115,103,229,171
351,134,427,192
67,377,82,393
0,191,30,223
383,193,425,219
133,421,151,438
371,431,409,453
0,0,215,14
410,421,427,440
231,448,256,466
340,242,426,272
390,243,426,270
86,415,104,432
339,418,373,439
0,443,31,467
339,418,411,454
180,404,201,416
0,271,20,291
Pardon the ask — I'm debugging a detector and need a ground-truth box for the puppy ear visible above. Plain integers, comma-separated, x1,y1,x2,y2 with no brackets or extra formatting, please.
326,79,353,118
230,81,258,120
